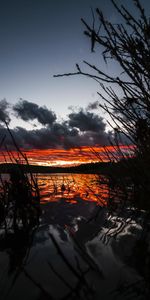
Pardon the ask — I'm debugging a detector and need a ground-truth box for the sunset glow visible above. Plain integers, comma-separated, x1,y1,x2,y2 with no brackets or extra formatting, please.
0,145,135,167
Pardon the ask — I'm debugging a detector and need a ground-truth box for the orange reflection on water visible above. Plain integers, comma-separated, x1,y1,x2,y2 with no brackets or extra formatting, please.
37,173,109,206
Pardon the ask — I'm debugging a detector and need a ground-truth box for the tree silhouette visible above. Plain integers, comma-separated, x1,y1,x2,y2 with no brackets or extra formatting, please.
54,0,150,209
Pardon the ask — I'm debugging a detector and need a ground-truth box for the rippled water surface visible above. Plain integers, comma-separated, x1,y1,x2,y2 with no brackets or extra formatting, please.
37,173,108,204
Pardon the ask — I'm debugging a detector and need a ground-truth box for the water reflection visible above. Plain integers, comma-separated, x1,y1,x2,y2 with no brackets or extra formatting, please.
37,173,108,206
0,173,149,300
37,173,108,233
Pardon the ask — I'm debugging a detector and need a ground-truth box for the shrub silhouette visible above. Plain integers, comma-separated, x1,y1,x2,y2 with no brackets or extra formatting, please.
54,0,150,210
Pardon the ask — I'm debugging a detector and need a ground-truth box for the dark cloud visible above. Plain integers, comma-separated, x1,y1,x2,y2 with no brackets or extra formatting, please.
0,99,10,123
0,123,111,151
13,99,56,126
87,101,99,110
0,100,113,150
68,110,106,132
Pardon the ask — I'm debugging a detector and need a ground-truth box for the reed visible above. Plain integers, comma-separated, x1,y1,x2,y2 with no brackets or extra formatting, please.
0,124,41,235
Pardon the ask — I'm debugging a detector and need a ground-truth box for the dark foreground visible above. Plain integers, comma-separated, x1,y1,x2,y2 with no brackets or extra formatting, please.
0,173,150,300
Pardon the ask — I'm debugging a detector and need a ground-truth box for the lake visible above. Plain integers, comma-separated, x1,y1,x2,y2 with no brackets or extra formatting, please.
0,173,149,300
38,173,108,203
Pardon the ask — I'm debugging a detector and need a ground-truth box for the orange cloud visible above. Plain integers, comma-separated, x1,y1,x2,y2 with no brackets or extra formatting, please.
0,145,135,167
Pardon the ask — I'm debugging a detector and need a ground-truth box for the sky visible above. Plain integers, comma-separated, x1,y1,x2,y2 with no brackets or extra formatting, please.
0,0,149,165
0,0,119,122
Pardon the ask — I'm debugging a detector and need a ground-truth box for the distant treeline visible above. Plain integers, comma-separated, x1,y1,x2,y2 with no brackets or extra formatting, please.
0,162,107,174
0,159,134,175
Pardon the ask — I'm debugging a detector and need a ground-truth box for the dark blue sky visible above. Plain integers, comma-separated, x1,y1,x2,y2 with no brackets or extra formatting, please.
0,0,150,129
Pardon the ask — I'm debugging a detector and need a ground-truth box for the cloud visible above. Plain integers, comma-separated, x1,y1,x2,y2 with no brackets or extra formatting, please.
0,100,113,150
0,99,10,123
13,99,56,126
68,110,106,132
86,101,99,110
0,123,111,151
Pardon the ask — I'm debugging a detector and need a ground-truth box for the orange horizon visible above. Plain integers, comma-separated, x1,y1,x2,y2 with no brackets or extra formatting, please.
0,145,135,167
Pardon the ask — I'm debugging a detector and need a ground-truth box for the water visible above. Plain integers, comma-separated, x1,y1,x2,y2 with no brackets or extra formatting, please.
0,173,149,300
38,173,108,205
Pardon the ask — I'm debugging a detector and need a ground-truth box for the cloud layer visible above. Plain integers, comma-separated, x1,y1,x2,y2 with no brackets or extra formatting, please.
0,99,113,150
